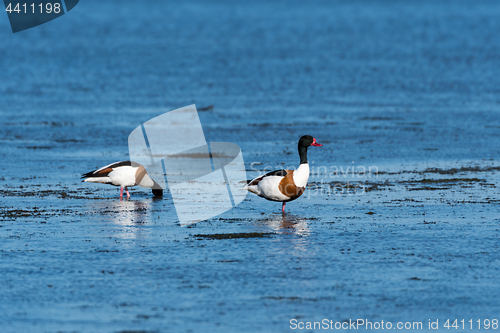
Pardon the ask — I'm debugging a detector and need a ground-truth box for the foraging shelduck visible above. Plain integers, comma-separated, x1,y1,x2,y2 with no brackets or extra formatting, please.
81,161,163,199
245,135,322,212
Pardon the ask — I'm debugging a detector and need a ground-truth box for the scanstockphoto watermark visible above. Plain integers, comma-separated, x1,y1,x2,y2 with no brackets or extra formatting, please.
309,161,380,181
290,318,500,330
290,318,424,330
249,161,379,180
249,161,379,197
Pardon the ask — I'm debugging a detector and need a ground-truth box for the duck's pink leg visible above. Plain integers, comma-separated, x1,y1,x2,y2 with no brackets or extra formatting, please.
125,187,131,199
282,202,286,213
119,187,124,199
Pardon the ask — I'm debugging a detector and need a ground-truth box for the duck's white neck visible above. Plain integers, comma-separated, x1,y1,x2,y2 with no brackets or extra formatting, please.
293,163,310,188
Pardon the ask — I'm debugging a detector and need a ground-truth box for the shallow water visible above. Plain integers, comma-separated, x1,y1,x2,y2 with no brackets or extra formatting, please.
1,1,500,332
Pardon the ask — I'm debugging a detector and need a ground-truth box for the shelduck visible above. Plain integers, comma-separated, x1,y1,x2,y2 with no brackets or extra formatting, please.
245,135,322,212
81,161,163,199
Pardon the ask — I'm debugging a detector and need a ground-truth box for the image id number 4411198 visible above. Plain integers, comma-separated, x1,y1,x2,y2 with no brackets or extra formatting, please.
444,319,499,330
6,2,61,14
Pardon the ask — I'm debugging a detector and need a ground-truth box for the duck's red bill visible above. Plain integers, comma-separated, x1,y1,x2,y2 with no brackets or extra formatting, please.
311,138,323,147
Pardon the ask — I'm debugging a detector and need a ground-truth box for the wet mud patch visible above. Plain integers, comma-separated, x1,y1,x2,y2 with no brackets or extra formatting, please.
373,165,500,176
358,116,401,121
0,209,35,219
407,186,451,191
197,105,214,111
215,218,248,222
362,181,395,192
261,296,336,302
0,206,80,221
423,166,500,175
310,181,394,193
24,146,53,150
3,121,74,127
0,188,104,200
54,139,85,143
405,178,484,184
401,178,489,191
193,232,275,240
388,198,423,203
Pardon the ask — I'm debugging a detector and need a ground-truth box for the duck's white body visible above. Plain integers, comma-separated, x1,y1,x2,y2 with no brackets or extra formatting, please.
82,161,162,199
245,163,310,202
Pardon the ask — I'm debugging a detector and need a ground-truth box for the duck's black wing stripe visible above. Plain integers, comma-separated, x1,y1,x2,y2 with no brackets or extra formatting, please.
263,169,287,178
247,169,287,184
81,161,133,179
106,161,133,169
81,168,112,178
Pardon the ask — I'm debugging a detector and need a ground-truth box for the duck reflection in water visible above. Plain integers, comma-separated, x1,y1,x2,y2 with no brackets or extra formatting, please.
254,213,310,236
85,199,161,226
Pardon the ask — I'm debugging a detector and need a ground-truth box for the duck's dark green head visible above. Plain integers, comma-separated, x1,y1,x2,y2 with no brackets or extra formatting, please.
299,135,322,148
298,135,322,164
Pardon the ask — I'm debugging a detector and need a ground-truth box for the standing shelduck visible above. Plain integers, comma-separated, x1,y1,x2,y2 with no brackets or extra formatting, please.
81,161,163,199
245,135,322,212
